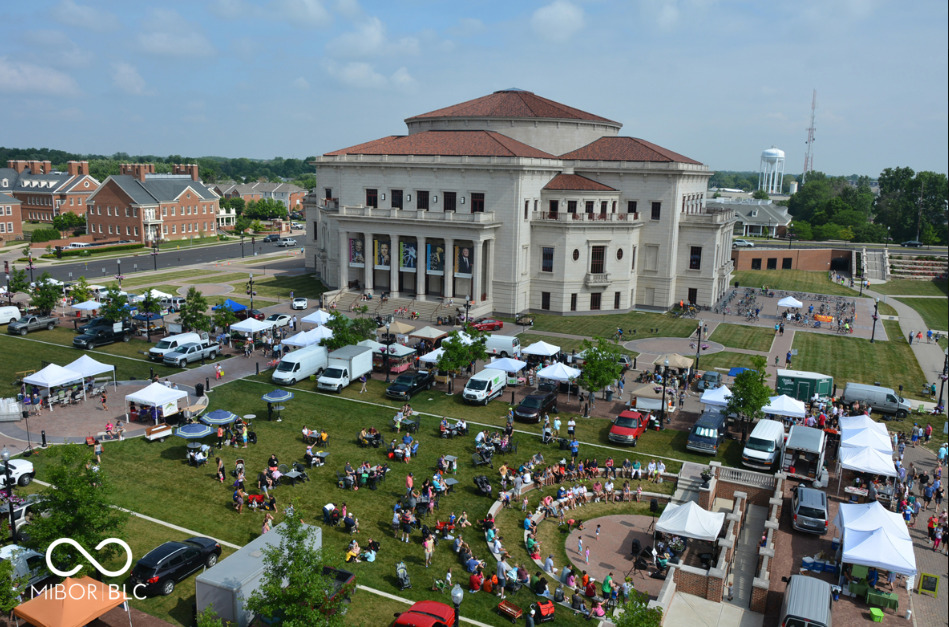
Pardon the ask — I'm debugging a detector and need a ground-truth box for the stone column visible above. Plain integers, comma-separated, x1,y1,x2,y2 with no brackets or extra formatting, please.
472,239,483,304
390,234,400,296
416,236,426,297
443,237,454,299
484,238,495,300
363,231,373,291
338,230,348,289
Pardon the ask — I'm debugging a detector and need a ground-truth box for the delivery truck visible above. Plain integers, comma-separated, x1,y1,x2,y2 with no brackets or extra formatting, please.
781,425,827,483
840,382,911,418
273,345,329,385
775,369,833,402
317,345,373,392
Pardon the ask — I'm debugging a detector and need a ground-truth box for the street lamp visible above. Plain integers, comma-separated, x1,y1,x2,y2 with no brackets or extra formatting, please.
247,274,255,310
870,298,879,343
4,273,9,305
1,447,16,543
26,249,34,284
694,322,703,371
384,321,392,383
151,245,159,271
464,294,471,324
768,218,772,240
885,226,890,250
660,358,669,430
116,258,123,288
450,583,464,627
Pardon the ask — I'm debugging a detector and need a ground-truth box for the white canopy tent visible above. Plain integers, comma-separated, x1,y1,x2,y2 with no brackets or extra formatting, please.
308,325,334,343
655,501,726,542
700,385,732,407
833,502,916,576
419,348,444,364
762,394,806,418
71,300,100,311
141,288,173,300
841,427,892,453
357,339,386,352
409,326,448,341
301,309,333,325
778,296,804,308
839,414,886,433
838,446,897,479
125,382,188,419
231,318,272,334
488,357,528,373
23,364,85,411
283,330,320,348
522,340,561,357
535,362,581,381
64,355,117,390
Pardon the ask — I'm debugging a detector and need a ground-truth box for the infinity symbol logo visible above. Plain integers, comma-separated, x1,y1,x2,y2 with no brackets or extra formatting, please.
45,538,134,578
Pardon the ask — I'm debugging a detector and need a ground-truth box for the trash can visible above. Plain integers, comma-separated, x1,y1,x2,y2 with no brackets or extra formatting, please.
195,382,205,397
605,390,614,401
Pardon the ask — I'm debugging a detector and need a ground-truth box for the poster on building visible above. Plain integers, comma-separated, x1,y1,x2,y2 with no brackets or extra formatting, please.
348,237,365,267
400,241,417,272
426,243,444,276
453,245,474,278
374,238,391,269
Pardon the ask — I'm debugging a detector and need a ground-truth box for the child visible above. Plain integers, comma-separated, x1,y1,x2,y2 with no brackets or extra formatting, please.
595,524,601,541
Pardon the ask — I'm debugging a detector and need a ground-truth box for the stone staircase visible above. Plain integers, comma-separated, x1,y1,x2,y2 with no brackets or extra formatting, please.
673,461,709,504
325,290,489,325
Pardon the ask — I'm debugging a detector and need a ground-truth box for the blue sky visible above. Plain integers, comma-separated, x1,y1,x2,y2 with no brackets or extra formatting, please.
2,0,946,176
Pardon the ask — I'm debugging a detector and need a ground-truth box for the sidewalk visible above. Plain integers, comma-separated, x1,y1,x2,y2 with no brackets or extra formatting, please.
865,287,946,384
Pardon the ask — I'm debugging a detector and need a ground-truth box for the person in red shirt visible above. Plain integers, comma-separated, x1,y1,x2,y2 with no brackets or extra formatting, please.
469,568,484,592
817,413,826,428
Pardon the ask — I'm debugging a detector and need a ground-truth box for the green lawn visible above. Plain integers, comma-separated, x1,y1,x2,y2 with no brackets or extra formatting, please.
895,298,949,332
791,321,924,389
873,279,948,297
119,269,222,288
527,311,700,340
247,274,326,300
732,270,858,297
697,351,762,372
877,301,899,317
517,333,638,357
708,323,774,352
192,272,256,284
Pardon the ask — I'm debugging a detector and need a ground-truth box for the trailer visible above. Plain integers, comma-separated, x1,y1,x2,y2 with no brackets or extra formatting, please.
775,369,833,402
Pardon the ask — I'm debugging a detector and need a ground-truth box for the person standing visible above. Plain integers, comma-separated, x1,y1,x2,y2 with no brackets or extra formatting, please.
100,392,108,412
785,351,792,367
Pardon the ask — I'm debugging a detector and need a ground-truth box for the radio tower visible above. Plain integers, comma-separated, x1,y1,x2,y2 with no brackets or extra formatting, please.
802,89,816,183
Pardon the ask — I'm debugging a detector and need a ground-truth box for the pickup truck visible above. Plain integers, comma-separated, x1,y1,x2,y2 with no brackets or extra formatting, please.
73,322,132,349
8,315,57,336
385,370,435,400
163,341,220,367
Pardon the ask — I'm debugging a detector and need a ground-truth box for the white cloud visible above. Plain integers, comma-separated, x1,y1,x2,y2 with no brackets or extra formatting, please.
323,60,386,88
293,76,310,90
640,0,681,30
111,62,148,96
23,30,94,68
52,0,120,32
451,17,485,38
334,0,362,19
390,67,417,91
209,0,258,19
139,9,215,56
273,0,332,27
530,1,585,43
0,57,80,96
329,16,419,58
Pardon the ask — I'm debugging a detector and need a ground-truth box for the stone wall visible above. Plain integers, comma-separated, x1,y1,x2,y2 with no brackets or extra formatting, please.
750,473,785,613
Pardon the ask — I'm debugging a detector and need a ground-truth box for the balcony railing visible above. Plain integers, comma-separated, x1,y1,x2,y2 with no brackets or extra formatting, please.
535,212,638,223
335,205,496,223
584,272,611,286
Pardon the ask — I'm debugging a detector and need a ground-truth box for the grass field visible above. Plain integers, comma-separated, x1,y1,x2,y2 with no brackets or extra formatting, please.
732,270,857,297
119,269,222,288
876,301,899,316
708,323,774,352
791,320,924,389
527,311,700,341
191,272,256,284
247,274,326,300
895,298,949,332
873,279,948,297
697,351,762,372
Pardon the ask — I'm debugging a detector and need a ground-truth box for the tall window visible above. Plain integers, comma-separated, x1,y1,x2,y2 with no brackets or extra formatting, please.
590,293,602,310
417,191,429,211
541,292,551,310
570,294,577,311
444,191,456,212
687,288,698,304
614,291,621,309
585,201,594,214
751,258,762,270
567,201,577,214
600,201,608,215
689,246,702,270
471,193,484,213
391,189,403,210
631,245,637,270
324,187,333,199
366,189,378,208
541,247,554,272
590,246,606,274
548,200,559,215
651,201,661,220
524,200,529,220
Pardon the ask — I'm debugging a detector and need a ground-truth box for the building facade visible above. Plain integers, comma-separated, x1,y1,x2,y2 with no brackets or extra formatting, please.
86,164,219,245
0,193,23,241
307,89,735,315
215,181,306,211
0,160,99,224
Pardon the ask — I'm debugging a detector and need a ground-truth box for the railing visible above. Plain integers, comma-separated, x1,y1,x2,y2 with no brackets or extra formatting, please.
584,272,611,287
535,212,638,223
717,466,775,489
336,206,496,223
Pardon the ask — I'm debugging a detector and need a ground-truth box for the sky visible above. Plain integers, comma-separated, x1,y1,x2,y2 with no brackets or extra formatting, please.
1,0,947,177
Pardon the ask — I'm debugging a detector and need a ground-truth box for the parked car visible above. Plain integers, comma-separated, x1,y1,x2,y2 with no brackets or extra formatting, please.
235,308,265,321
392,600,456,627
513,389,558,423
732,239,755,248
0,458,35,488
129,537,221,596
608,410,647,446
262,234,280,243
469,318,503,331
697,371,722,391
291,297,309,310
265,314,292,328
900,240,923,248
276,238,297,247
790,485,829,535
386,370,436,400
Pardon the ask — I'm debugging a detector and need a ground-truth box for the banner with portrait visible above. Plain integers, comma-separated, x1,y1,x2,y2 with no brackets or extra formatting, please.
374,238,391,270
348,237,365,267
453,245,474,278
400,241,417,272
426,243,445,276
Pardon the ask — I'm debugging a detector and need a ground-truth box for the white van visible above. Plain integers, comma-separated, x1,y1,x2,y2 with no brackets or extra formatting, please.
273,345,329,385
66,242,91,249
840,382,912,418
485,335,521,358
741,419,786,470
462,368,506,405
148,332,203,362
0,306,22,325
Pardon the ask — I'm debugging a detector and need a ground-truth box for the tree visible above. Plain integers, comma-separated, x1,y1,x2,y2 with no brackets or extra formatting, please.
23,444,130,578
246,503,350,627
233,215,252,235
0,556,22,615
98,286,129,322
751,189,770,200
244,198,289,221
725,355,772,440
177,286,211,332
251,220,265,234
322,312,376,351
6,267,29,303
139,290,161,341
788,220,812,241
614,590,663,627
70,275,92,304
436,329,489,377
195,605,223,627
30,272,62,315
212,305,238,334
577,337,624,399
52,212,86,235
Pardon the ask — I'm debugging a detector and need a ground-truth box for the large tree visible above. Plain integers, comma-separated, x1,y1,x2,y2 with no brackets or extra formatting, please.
23,444,130,578
577,337,625,399
244,198,289,221
6,267,29,304
177,286,210,332
30,272,62,315
51,212,86,235
322,312,376,351
69,275,93,304
725,355,772,440
212,304,238,334
98,286,129,322
436,328,489,377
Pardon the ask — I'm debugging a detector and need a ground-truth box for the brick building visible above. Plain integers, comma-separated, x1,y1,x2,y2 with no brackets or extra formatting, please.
86,164,219,245
0,160,99,224
215,181,306,211
0,193,23,241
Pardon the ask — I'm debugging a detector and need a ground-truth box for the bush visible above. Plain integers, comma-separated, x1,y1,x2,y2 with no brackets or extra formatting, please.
30,228,63,243
41,243,145,258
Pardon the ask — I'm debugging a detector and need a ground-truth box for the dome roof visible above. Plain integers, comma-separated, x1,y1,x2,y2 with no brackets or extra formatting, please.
406,89,619,125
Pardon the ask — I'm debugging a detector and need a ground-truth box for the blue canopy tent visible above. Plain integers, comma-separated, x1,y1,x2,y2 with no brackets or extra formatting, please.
213,299,247,313
728,367,753,377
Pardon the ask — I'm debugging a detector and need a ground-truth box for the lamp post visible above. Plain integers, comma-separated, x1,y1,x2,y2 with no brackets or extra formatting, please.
450,583,464,627
151,245,159,271
660,358,669,430
385,321,392,383
870,298,879,343
464,294,471,325
247,274,255,311
4,273,9,305
885,226,890,250
26,250,34,284
694,322,703,371
1,447,16,543
116,258,123,288
768,218,772,240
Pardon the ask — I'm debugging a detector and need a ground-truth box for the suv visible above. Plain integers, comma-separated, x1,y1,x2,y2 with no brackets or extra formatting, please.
791,485,829,534
262,234,280,243
697,371,722,391
276,237,297,247
129,537,221,596
513,389,558,423
732,239,755,248
608,410,647,446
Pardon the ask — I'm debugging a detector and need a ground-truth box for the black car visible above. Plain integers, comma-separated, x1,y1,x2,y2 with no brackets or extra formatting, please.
129,536,221,596
385,370,435,400
262,233,280,243
900,240,923,248
76,317,111,334
513,389,558,423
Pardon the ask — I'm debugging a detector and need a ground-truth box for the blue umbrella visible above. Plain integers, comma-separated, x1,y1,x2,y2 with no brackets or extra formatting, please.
728,367,754,377
175,423,214,439
262,390,294,403
133,312,164,322
201,409,239,425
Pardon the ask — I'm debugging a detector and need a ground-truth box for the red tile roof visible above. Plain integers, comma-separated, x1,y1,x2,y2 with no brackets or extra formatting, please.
560,137,702,165
543,173,616,192
324,130,556,159
406,89,618,125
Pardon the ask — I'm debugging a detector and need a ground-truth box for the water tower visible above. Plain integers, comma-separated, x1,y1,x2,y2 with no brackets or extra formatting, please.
758,147,785,195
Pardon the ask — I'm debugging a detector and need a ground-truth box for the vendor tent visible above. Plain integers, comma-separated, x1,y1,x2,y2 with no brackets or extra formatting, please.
23,364,83,390
700,385,732,407
377,320,415,335
839,414,885,433
833,502,915,575
418,348,444,364
64,355,117,390
834,501,907,535
309,325,334,342
841,427,892,453
409,326,448,341
13,576,127,627
214,298,247,312
522,340,561,357
71,300,100,311
838,446,897,478
231,318,272,334
778,296,804,308
488,357,528,373
653,353,694,369
655,500,726,542
283,329,320,348
536,362,581,381
762,394,806,419
357,339,386,352
141,288,173,299
125,382,188,418
301,309,332,325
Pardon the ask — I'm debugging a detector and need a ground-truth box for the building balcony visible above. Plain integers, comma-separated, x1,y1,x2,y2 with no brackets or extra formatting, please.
584,272,611,287
534,211,639,224
142,210,162,224
335,205,497,224
680,206,734,225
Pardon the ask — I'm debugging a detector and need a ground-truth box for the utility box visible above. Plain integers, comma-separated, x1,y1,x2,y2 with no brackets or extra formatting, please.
775,369,833,402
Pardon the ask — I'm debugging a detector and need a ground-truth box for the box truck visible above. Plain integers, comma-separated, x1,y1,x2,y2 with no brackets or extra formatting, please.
317,345,374,392
273,345,329,385
775,369,833,401
741,419,786,470
782,425,827,483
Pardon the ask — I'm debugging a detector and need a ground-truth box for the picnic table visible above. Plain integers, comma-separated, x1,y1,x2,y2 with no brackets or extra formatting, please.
444,478,459,494
866,588,898,611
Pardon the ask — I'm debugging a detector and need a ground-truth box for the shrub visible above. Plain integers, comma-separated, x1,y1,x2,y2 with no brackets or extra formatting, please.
30,228,62,243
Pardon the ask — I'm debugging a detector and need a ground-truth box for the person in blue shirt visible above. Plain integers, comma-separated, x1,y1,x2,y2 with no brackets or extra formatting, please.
524,516,537,533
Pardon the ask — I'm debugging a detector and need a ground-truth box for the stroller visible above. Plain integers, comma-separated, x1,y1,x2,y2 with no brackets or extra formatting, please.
472,448,494,468
396,561,412,590
473,475,492,497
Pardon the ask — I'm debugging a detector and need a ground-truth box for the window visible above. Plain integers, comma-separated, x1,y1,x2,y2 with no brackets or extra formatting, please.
590,246,606,274
567,201,577,214
417,191,429,211
108,225,113,234
541,292,551,311
782,257,793,269
366,189,378,208
570,294,577,311
585,201,594,214
600,201,608,214
548,200,559,215
126,226,130,235
767,258,777,270
541,247,554,272
171,207,176,216
688,288,698,304
162,207,167,216
134,227,139,236
616,248,624,260
172,225,177,234
590,293,602,310
77,197,82,205
572,249,579,261
524,200,529,220
313,222,319,240
106,207,111,216
614,291,621,309
751,258,762,270
689,246,702,270
391,189,403,209
444,191,456,212
133,208,138,217
471,193,484,213
324,187,333,199
651,202,661,220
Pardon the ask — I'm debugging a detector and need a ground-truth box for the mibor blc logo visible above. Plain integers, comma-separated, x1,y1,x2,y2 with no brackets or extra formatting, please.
37,538,146,600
